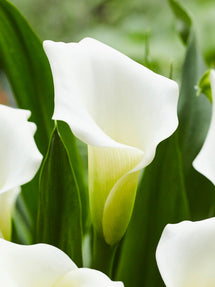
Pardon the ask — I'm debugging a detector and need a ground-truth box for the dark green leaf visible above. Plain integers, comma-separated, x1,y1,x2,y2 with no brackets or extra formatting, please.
37,127,83,266
168,0,192,45
57,121,89,233
0,0,54,154
0,0,54,242
115,132,189,287
172,3,215,219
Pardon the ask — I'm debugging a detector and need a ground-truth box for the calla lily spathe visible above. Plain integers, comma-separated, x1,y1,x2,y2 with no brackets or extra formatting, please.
43,37,179,245
0,104,42,239
0,239,123,287
193,69,215,185
156,218,215,287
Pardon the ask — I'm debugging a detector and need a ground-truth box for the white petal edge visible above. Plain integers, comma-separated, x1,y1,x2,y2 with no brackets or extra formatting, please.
156,218,215,287
54,268,124,287
193,69,215,185
0,239,77,287
0,105,43,193
43,37,179,171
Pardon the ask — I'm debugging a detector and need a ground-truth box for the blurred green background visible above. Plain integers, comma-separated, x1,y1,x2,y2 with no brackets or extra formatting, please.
8,0,215,80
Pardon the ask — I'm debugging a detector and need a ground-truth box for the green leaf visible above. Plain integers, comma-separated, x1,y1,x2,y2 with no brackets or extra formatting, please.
168,0,192,45
171,2,215,219
0,0,54,154
115,132,189,286
37,127,83,266
57,121,89,233
196,69,212,103
0,0,55,243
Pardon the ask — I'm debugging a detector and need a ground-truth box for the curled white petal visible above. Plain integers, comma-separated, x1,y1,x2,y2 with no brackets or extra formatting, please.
156,218,215,287
0,239,123,287
43,37,179,169
54,268,123,287
0,105,43,193
0,239,76,287
193,69,215,184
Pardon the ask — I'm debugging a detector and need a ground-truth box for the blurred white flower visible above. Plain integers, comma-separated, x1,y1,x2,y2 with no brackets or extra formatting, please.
156,218,215,287
193,69,215,185
44,37,179,245
0,239,123,287
0,104,42,239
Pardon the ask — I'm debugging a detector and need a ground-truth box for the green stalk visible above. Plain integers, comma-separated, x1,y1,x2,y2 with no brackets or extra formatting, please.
91,230,118,277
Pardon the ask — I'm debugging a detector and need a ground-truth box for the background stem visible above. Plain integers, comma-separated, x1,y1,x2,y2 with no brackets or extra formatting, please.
91,230,117,277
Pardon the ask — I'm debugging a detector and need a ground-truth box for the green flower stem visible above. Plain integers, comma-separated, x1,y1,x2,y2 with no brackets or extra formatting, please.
91,230,118,277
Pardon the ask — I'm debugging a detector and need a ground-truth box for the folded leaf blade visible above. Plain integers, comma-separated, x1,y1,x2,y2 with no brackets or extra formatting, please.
37,127,83,266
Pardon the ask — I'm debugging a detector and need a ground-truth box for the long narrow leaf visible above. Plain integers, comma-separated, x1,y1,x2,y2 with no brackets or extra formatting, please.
0,0,54,154
57,121,89,233
169,0,215,219
37,127,83,266
0,0,54,242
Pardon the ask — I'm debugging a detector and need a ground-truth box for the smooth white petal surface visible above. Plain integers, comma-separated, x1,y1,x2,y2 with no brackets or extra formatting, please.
156,218,215,287
54,268,124,287
0,105,42,193
0,239,76,287
193,70,215,185
44,37,179,169
0,269,18,287
0,187,20,240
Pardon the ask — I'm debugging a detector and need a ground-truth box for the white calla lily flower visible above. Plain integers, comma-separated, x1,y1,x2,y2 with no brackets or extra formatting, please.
156,218,215,287
193,69,215,185
0,239,123,287
0,104,42,239
43,37,179,245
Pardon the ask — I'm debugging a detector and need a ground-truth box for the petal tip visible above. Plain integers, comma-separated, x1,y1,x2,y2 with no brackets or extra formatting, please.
43,40,53,48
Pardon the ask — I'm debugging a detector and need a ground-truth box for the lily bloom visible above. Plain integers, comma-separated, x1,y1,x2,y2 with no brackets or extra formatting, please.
193,69,215,185
0,239,123,287
156,218,215,287
44,38,179,245
0,104,42,239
